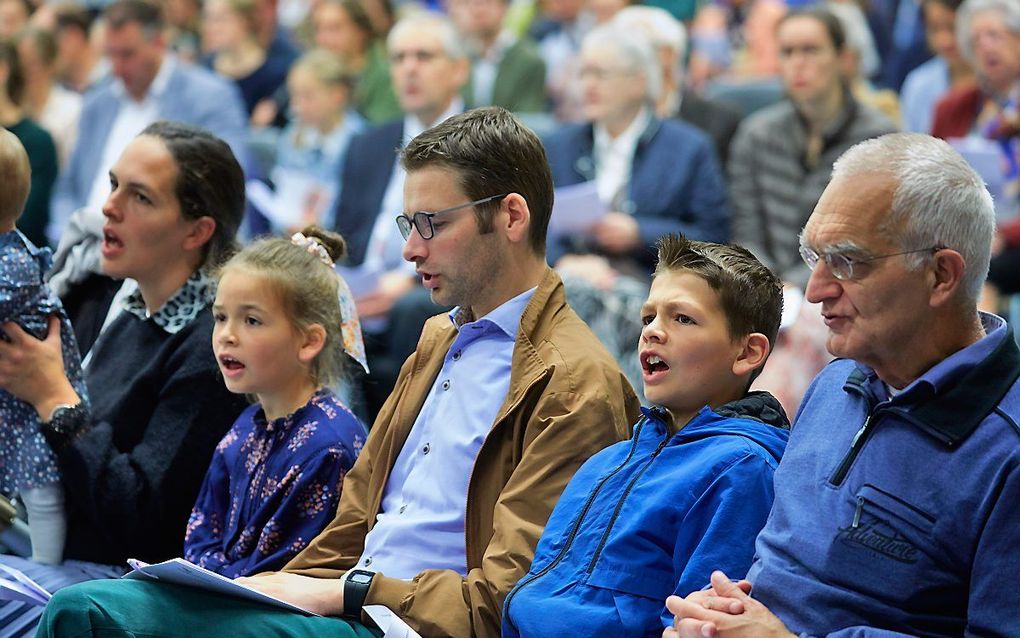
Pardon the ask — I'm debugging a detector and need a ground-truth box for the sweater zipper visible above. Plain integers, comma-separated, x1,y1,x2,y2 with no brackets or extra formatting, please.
502,416,651,633
829,414,875,486
585,431,670,574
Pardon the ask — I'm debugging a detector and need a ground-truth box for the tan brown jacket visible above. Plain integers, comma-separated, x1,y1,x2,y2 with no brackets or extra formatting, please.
284,268,640,637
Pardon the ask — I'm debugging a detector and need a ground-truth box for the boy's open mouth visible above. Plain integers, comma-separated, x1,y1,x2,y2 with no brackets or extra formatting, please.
641,353,670,374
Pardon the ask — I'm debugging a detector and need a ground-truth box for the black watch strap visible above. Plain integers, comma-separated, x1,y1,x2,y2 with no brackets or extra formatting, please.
343,569,375,618
43,402,89,435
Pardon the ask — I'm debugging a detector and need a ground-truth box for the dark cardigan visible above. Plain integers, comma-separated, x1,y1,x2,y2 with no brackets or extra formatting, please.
49,307,248,565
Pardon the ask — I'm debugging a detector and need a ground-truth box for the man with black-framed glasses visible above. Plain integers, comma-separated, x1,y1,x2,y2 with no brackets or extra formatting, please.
664,132,1020,638
39,107,639,638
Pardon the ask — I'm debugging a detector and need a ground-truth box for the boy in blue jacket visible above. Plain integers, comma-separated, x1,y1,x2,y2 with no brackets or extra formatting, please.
502,233,789,638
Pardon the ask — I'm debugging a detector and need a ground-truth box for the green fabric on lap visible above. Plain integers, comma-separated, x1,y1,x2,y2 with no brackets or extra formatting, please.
37,578,383,638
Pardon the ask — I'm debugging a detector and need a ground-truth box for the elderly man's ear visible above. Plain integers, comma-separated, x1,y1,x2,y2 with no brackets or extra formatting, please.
928,248,967,308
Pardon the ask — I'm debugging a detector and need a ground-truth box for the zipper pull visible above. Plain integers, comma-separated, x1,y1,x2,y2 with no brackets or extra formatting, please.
852,496,864,529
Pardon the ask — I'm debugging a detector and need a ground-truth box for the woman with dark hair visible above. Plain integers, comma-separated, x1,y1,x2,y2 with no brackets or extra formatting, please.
202,0,291,117
0,37,58,248
0,121,249,637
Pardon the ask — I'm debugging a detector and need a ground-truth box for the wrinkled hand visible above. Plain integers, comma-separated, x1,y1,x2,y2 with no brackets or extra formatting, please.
355,272,415,319
663,571,793,638
236,572,344,617
592,212,640,255
0,315,79,419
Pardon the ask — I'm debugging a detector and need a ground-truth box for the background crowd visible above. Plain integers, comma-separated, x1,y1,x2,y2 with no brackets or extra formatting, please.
0,0,1018,635
3,0,1019,420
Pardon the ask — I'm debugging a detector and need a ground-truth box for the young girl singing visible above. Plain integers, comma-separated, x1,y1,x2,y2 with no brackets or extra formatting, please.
184,227,370,577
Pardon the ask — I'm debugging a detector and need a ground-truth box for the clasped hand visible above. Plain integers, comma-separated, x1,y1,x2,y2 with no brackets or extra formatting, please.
662,571,794,638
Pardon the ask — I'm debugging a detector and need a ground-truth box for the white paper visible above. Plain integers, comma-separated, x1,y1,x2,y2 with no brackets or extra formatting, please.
246,173,336,231
548,181,607,239
364,605,423,638
0,563,51,606
123,558,318,616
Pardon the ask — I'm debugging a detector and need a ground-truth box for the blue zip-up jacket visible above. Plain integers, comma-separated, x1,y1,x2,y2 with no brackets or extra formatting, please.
502,392,789,638
748,317,1020,637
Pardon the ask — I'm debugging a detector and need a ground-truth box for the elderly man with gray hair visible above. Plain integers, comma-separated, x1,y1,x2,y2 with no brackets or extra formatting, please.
664,132,1020,638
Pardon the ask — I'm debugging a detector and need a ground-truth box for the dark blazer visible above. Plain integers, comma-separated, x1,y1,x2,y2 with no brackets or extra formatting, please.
677,88,743,167
543,116,730,272
331,119,404,266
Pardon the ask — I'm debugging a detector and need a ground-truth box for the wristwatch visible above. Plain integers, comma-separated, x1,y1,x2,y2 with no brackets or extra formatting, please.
343,569,376,618
42,402,89,437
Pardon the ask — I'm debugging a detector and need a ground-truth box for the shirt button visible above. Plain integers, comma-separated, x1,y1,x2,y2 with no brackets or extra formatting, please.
452,350,461,361
422,443,431,455
364,556,373,567
399,504,407,514
442,380,451,391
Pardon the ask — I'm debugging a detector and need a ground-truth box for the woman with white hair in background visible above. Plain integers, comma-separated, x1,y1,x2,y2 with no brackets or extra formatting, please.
612,5,743,165
542,23,728,393
932,0,1020,301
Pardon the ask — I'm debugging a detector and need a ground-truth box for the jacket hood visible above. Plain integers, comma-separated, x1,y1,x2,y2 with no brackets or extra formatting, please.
658,391,790,463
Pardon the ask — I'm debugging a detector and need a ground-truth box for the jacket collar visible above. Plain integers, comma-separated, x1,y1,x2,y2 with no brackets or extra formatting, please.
715,390,791,430
640,391,791,433
573,117,663,182
403,267,566,428
843,325,1020,445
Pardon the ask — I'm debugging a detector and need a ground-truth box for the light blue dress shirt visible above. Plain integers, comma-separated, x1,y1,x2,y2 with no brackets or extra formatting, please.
355,286,537,579
900,57,950,133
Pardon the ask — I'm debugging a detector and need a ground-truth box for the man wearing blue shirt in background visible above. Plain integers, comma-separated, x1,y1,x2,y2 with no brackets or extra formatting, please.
665,133,1020,637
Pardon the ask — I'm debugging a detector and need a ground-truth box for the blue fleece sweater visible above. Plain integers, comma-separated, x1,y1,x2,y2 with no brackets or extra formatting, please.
503,392,789,638
748,315,1020,637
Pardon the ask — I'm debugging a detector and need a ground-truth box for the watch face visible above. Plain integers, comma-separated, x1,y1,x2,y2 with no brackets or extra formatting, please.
351,573,373,585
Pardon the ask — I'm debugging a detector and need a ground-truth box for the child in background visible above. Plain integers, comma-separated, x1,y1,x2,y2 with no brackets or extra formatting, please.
184,226,370,577
0,129,87,565
503,234,790,638
270,49,365,232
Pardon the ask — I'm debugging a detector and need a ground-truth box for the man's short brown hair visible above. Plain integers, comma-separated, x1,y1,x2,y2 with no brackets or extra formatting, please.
400,106,554,254
654,233,783,353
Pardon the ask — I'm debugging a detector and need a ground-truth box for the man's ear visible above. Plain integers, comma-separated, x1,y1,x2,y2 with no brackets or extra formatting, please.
929,248,966,308
182,216,216,253
501,193,531,245
732,333,771,378
298,323,327,365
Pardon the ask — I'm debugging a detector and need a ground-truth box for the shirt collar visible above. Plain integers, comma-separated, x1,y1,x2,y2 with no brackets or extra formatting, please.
448,286,537,338
121,267,216,334
593,106,652,155
844,312,1020,445
476,31,516,64
403,98,464,144
111,54,176,102
252,388,333,435
904,312,1007,394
